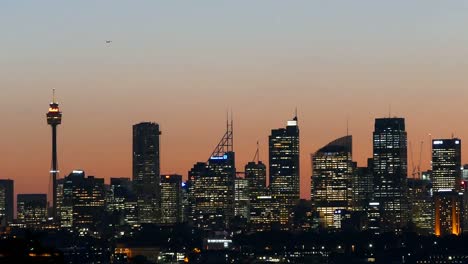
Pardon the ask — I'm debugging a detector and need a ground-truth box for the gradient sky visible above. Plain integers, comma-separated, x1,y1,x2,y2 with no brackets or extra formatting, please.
2,1,468,199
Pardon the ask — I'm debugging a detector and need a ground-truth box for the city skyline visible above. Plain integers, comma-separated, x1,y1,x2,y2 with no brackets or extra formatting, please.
2,92,468,200
3,1,468,200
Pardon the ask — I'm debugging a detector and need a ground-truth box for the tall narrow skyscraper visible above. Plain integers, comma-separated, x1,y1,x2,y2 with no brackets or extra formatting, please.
269,115,300,226
432,138,462,236
311,135,353,228
372,117,408,233
133,122,161,224
46,89,62,219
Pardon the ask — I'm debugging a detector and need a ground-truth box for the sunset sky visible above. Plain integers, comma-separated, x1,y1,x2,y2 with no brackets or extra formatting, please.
2,1,468,199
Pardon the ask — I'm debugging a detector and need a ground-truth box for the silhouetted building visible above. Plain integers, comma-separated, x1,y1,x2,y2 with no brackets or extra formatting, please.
373,117,408,233
160,174,183,224
17,194,47,228
352,159,374,211
181,180,191,223
245,161,267,200
60,170,106,231
332,209,352,230
245,160,269,228
0,179,14,227
107,177,137,226
234,174,250,221
189,119,236,230
133,122,161,224
432,138,462,236
269,115,300,227
46,90,62,219
249,193,280,231
407,179,433,235
311,135,353,228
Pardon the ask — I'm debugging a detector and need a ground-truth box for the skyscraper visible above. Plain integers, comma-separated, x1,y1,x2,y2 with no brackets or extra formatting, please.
269,115,300,226
245,160,271,229
432,138,462,236
160,174,183,225
133,122,161,224
46,89,62,219
373,117,408,233
407,178,433,235
189,119,236,231
311,135,353,228
352,158,374,212
107,178,137,226
60,170,106,230
0,179,14,227
245,161,267,199
17,194,47,229
432,139,462,192
234,173,250,221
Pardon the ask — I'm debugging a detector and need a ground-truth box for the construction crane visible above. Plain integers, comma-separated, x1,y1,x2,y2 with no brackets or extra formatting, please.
409,140,424,179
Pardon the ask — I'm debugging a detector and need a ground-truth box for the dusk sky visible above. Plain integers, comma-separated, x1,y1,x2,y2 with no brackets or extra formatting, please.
2,1,468,199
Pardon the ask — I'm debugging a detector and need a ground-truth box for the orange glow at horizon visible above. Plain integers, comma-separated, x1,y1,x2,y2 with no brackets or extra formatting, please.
2,1,468,201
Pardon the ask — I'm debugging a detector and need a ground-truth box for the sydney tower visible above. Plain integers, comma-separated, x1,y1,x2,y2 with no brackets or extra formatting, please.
46,89,62,219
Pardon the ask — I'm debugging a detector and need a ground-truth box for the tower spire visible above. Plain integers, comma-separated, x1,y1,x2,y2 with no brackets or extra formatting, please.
252,141,260,163
209,113,234,160
46,89,62,220
346,117,349,136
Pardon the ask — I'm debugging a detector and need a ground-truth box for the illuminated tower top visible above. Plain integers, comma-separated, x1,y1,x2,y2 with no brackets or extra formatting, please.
47,89,62,126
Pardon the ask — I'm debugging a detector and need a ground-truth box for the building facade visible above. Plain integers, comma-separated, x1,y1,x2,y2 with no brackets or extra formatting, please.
311,135,353,228
0,179,14,227
372,118,408,233
133,122,161,224
269,116,300,226
160,174,183,225
60,171,106,231
432,138,462,236
17,194,47,228
234,174,250,221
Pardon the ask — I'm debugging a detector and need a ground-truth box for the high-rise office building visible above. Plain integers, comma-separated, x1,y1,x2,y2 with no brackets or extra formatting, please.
17,194,47,228
373,117,408,233
269,115,300,226
60,170,106,230
352,159,374,211
311,135,353,228
133,122,161,224
189,119,236,230
249,193,280,231
46,90,62,219
432,138,462,236
407,179,433,235
234,174,250,221
107,178,137,226
245,161,267,199
432,139,462,192
245,160,270,228
160,174,183,225
0,179,14,227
